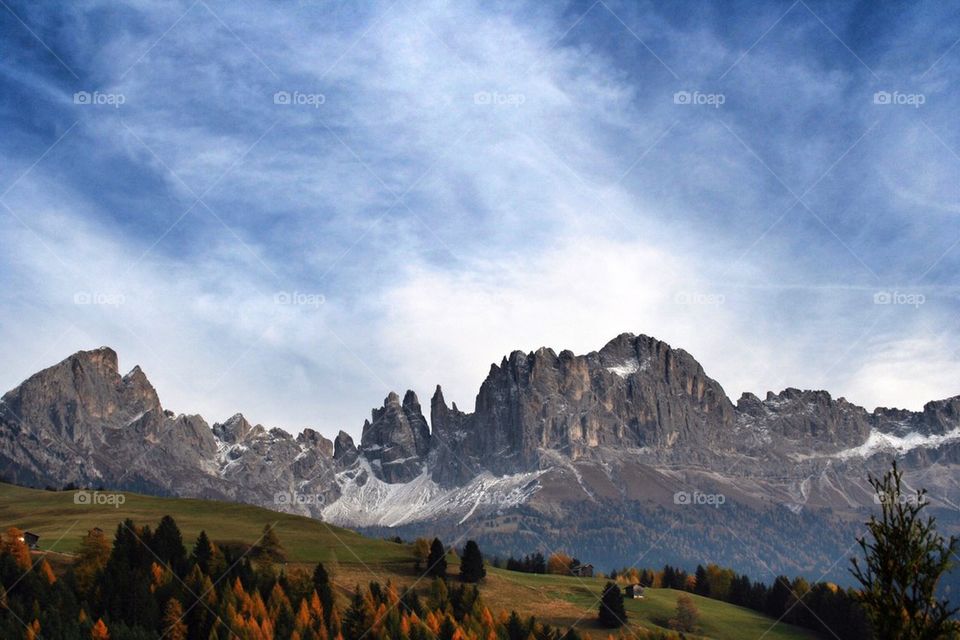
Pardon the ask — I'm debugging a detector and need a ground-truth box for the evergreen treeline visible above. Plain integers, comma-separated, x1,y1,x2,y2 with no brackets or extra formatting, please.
503,552,546,574
0,518,583,640
605,563,871,638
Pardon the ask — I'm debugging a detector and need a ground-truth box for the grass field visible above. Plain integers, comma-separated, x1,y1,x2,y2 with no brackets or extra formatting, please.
0,482,817,640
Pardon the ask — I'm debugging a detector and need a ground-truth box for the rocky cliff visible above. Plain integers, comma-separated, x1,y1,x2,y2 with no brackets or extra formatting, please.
1,335,958,581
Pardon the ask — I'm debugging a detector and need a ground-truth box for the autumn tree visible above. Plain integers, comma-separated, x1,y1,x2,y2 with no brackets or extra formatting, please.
38,558,56,585
850,461,960,639
670,593,699,633
597,582,626,628
162,598,188,640
459,540,485,583
547,552,574,576
90,618,110,639
2,527,32,570
73,528,110,579
413,537,431,571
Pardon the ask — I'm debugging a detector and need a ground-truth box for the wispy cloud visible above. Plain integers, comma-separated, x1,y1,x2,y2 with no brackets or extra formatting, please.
1,0,960,435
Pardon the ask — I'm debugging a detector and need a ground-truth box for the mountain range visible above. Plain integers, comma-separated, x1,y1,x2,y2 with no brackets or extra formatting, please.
2,333,958,582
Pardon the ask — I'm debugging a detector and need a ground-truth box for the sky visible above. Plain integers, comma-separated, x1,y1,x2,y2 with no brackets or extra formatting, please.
1,0,959,439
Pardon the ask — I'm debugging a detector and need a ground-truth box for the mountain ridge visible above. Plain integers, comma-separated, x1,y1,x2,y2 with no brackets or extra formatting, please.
2,333,959,582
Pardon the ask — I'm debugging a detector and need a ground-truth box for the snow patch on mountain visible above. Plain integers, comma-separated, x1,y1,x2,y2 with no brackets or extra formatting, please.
835,427,960,459
607,359,640,378
321,459,544,527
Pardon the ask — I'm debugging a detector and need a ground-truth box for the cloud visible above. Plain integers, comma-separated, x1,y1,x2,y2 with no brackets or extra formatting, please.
1,0,959,439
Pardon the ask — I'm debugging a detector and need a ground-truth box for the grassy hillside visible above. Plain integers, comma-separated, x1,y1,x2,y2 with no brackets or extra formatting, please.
0,483,817,639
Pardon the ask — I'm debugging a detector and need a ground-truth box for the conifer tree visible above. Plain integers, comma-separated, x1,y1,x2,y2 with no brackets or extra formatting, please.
192,530,214,573
255,524,287,565
426,538,447,579
597,582,626,628
851,461,960,639
153,516,188,574
459,540,485,583
313,561,335,629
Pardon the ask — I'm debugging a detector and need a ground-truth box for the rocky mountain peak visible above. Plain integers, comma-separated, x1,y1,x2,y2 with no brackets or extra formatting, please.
297,428,334,457
334,430,357,464
212,413,259,443
737,387,870,450
78,346,120,372
360,390,431,482
402,389,420,408
0,347,163,446
919,396,960,435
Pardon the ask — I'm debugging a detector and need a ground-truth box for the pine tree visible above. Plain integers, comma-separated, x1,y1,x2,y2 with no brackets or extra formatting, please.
693,564,709,596
505,611,527,640
765,576,792,618
850,460,960,639
255,524,287,565
459,540,485,583
313,562,335,629
597,582,626,628
438,615,457,640
153,516,188,574
342,587,374,639
426,538,447,579
192,530,214,573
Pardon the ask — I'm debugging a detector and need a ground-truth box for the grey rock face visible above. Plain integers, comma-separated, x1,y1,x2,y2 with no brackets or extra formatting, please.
0,335,958,546
359,391,431,482
0,348,343,514
428,333,737,482
736,388,872,452
334,430,358,464
429,385,475,485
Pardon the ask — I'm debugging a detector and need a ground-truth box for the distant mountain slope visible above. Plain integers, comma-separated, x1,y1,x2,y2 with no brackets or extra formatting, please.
1,334,958,583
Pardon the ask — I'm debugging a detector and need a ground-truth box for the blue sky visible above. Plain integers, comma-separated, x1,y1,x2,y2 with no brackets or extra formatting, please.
2,0,959,437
